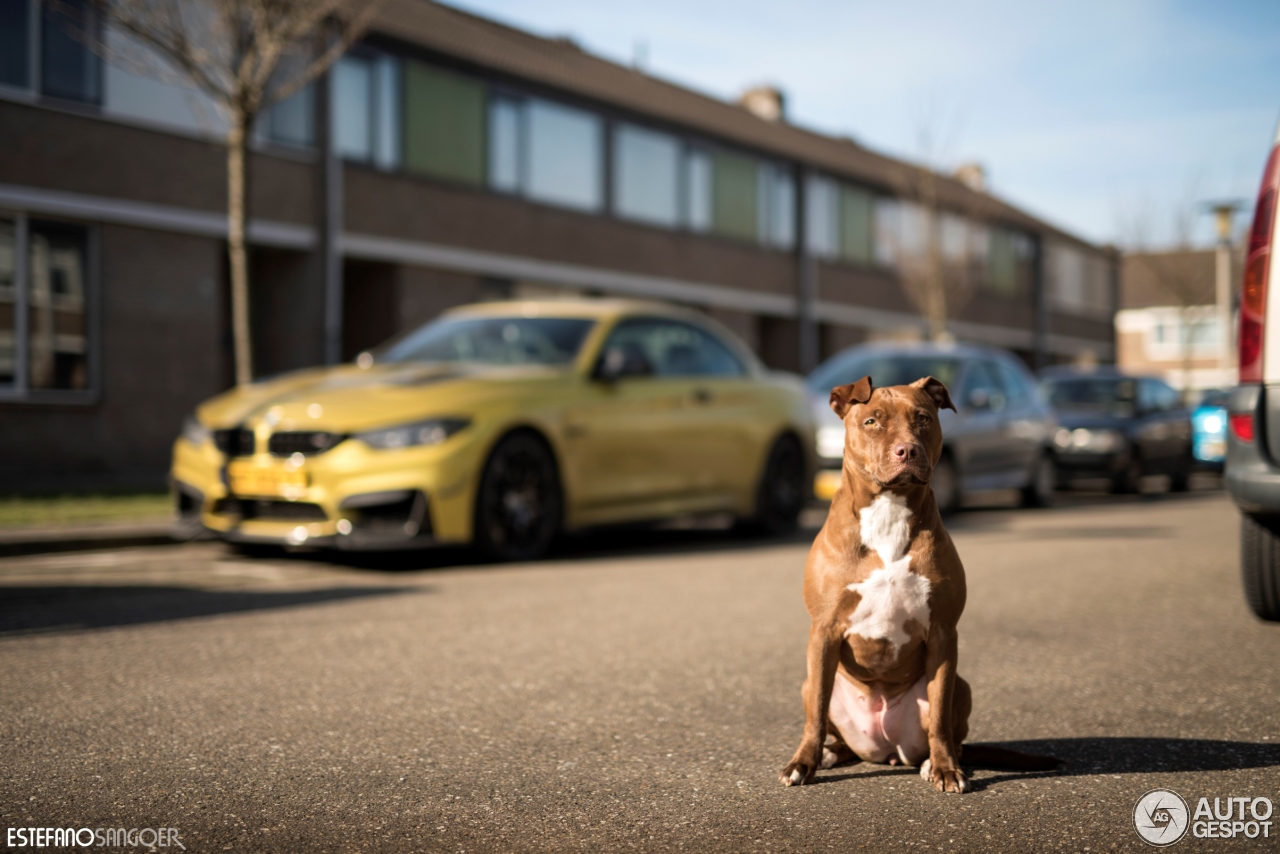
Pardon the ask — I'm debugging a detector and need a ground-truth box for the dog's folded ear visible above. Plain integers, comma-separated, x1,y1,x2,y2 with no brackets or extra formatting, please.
830,376,874,418
912,376,956,412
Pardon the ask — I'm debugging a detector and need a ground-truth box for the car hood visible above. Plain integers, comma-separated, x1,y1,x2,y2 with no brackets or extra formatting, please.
807,391,961,433
195,361,571,432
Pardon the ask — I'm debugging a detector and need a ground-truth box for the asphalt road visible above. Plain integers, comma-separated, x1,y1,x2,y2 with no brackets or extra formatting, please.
2,486,1278,852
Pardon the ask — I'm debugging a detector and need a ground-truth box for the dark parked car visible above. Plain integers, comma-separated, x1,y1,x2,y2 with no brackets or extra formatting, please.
807,342,1058,513
1041,368,1193,493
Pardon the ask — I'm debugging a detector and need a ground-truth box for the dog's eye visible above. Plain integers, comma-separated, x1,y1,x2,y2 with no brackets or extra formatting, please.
917,412,932,424
863,418,876,426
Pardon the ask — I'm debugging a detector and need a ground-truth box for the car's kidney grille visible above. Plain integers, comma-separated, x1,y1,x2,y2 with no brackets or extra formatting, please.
213,428,255,457
269,431,345,457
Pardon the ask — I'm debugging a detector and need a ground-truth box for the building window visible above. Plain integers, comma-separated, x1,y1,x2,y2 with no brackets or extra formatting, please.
758,161,795,249
404,60,485,186
0,220,14,384
1048,240,1111,315
613,122,680,227
0,216,94,399
712,150,758,241
526,98,602,211
487,95,521,193
484,93,604,211
332,51,400,169
41,0,101,104
685,148,712,232
265,86,314,148
0,0,30,89
805,174,838,258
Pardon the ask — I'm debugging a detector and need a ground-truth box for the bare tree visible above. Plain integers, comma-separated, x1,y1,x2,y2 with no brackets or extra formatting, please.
1122,188,1216,402
56,0,381,384
879,122,995,343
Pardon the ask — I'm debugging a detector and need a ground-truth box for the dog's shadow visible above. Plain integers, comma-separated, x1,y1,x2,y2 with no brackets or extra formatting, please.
814,737,1280,791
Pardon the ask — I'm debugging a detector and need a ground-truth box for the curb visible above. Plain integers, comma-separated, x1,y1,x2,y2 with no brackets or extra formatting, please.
0,522,182,558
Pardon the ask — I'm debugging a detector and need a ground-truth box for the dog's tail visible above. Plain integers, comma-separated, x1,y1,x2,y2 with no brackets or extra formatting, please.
959,743,1063,772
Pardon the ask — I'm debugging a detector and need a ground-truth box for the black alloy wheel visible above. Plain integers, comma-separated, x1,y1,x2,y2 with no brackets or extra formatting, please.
1020,451,1056,508
1169,451,1193,493
745,435,806,536
475,432,562,562
1111,449,1143,495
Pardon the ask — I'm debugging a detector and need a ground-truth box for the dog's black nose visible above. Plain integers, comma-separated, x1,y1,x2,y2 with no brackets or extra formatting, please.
892,442,920,462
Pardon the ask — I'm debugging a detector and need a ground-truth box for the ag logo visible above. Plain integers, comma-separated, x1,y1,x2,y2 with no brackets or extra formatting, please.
1134,788,1190,846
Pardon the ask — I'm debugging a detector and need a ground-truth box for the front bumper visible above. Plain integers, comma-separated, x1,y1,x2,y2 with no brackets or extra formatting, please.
171,428,486,549
1053,449,1125,479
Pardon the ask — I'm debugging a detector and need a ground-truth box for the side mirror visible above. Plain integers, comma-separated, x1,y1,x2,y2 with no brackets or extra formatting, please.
966,388,991,410
594,346,654,381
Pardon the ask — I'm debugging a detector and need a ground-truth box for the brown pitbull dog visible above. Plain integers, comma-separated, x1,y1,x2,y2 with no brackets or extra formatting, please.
779,375,1055,794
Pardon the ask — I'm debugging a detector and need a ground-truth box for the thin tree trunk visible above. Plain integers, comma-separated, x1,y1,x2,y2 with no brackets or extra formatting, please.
227,111,253,386
1179,305,1194,405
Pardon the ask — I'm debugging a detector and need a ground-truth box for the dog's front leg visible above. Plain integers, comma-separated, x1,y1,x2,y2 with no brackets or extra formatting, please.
779,622,840,786
920,622,968,793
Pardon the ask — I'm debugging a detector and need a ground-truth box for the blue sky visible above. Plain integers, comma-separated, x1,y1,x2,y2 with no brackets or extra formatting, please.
449,0,1280,248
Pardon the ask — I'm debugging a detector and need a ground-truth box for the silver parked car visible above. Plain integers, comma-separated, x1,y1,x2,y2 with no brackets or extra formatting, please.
806,342,1059,512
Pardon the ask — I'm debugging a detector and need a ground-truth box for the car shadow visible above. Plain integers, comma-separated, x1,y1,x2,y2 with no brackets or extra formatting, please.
814,737,1280,791
0,583,420,635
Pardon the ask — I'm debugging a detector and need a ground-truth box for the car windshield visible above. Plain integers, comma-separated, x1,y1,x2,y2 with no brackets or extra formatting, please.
1044,377,1137,416
807,352,963,394
377,316,596,366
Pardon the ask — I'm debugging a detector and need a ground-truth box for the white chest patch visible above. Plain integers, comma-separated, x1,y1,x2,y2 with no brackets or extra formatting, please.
845,493,932,653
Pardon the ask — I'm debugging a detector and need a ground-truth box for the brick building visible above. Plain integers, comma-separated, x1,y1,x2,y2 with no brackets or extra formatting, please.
0,0,1117,490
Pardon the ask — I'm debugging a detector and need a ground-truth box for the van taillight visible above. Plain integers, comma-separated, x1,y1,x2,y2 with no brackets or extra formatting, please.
1231,413,1255,443
1240,145,1280,383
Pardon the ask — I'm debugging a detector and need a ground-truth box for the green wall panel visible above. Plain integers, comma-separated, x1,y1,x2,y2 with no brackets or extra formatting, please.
712,151,758,241
839,185,874,263
404,61,485,185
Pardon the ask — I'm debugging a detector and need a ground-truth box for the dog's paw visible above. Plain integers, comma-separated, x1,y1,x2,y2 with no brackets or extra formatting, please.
922,758,969,794
820,749,839,770
779,759,815,787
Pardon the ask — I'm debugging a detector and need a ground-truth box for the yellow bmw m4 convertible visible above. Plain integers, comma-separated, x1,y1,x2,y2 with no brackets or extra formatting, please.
171,299,815,560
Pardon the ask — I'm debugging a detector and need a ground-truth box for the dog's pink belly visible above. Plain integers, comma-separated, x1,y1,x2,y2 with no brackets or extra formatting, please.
828,670,930,766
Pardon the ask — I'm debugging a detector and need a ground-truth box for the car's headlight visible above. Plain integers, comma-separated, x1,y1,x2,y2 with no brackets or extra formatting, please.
1060,427,1124,453
182,415,210,447
356,418,470,450
817,426,845,460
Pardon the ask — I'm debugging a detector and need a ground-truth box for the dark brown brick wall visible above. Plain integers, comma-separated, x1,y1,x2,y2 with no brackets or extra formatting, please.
0,225,225,492
343,166,798,297
0,100,316,226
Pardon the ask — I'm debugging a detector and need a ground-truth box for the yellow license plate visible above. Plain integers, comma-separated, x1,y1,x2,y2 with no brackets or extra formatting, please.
814,469,842,501
227,461,308,497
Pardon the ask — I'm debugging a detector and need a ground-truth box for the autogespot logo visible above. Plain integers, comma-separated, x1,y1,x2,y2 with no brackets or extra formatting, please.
1134,789,1190,846
1133,789,1277,845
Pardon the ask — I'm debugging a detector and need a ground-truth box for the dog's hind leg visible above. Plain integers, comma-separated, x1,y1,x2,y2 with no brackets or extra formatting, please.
821,728,860,769
951,675,972,745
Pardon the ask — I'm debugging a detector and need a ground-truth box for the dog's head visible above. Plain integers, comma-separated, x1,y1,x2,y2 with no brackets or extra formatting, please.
829,375,955,489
